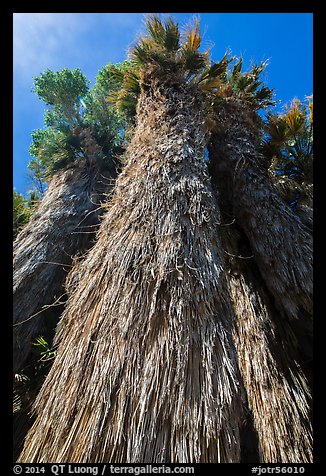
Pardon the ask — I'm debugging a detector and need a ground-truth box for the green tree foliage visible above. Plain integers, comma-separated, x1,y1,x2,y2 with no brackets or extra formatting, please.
263,97,313,207
33,68,89,127
264,97,313,182
13,190,39,238
107,16,274,128
28,65,128,191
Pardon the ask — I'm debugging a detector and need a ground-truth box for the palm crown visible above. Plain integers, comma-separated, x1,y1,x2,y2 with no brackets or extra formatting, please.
264,97,313,183
108,14,274,120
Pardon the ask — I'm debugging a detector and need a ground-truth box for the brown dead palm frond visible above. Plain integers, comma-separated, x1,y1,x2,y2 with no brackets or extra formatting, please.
19,54,243,463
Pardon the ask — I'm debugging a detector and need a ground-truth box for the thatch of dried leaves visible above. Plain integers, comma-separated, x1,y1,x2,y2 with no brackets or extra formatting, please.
18,68,244,463
219,224,312,463
13,157,113,373
209,98,312,323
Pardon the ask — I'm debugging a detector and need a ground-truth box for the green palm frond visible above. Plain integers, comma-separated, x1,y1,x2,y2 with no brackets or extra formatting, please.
231,57,243,80
145,14,180,52
235,74,252,92
283,99,306,135
163,18,180,51
180,49,208,76
232,61,274,109
131,15,181,68
198,52,233,84
199,77,223,93
132,37,158,65
250,62,267,79
181,17,202,52
123,70,141,94
264,113,290,145
145,14,167,44
243,78,262,94
254,86,275,106
33,336,57,363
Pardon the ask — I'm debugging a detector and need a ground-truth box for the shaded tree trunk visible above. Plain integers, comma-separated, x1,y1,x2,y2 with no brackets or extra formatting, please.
268,171,313,231
18,68,243,463
207,98,313,461
219,223,312,462
208,99,312,367
13,158,114,374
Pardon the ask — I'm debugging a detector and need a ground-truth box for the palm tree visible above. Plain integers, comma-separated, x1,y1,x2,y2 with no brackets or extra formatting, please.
207,65,312,325
13,127,118,374
18,15,243,463
206,61,312,461
219,223,312,462
264,97,313,230
13,190,39,239
13,65,124,374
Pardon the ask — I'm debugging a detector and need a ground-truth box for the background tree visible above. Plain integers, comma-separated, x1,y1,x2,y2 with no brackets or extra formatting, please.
264,97,313,229
205,57,312,461
13,190,39,239
19,15,244,464
13,66,125,373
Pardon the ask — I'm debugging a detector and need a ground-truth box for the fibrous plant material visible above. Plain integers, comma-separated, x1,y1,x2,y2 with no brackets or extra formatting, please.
264,97,313,230
220,224,312,463
268,171,313,231
209,98,312,322
19,67,243,463
13,158,113,374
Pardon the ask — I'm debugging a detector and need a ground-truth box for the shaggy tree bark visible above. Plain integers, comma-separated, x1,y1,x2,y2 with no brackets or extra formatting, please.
13,155,114,374
207,98,313,461
219,223,312,462
208,98,313,326
18,67,243,463
268,172,313,232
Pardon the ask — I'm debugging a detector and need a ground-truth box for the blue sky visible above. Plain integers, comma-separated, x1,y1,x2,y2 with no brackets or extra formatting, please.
13,12,313,195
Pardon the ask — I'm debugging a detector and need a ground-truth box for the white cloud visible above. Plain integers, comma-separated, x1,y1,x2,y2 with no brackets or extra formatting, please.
13,13,146,83
13,13,90,80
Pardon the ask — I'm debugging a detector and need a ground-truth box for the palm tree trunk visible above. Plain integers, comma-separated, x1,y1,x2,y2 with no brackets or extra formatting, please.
267,170,313,232
219,224,312,462
13,160,112,374
18,70,243,463
208,98,312,326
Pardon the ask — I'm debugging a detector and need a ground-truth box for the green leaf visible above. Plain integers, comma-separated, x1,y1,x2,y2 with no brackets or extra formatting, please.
182,17,202,52
181,50,207,75
232,57,243,79
163,18,180,52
